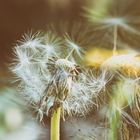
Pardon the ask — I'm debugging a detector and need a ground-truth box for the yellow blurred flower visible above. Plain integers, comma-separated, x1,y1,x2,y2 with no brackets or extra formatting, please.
85,48,140,76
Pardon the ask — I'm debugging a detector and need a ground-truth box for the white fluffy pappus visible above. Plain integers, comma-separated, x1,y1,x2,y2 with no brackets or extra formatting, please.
85,69,113,95
11,32,111,121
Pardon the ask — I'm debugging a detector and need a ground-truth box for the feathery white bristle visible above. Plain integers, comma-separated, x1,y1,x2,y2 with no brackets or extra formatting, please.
86,69,112,95
63,81,94,116
11,31,109,120
65,35,85,59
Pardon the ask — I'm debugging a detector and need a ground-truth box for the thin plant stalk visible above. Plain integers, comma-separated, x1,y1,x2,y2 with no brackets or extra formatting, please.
51,107,61,140
113,25,118,55
108,106,120,140
109,25,119,140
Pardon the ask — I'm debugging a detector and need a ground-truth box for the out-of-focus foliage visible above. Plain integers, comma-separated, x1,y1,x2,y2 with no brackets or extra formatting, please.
0,88,24,138
0,88,47,140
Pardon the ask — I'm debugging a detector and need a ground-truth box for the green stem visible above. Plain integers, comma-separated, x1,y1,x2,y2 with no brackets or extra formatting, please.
113,25,118,55
51,107,61,140
109,110,120,140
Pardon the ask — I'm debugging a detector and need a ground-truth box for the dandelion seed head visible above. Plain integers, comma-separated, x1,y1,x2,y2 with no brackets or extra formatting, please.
84,4,127,27
38,58,81,117
101,53,140,76
11,31,106,121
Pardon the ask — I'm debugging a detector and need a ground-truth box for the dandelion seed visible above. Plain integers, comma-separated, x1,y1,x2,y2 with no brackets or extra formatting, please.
84,3,140,54
64,34,85,59
84,4,140,35
85,69,113,95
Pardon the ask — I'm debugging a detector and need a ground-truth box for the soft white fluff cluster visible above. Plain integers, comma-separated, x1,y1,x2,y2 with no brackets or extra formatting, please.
11,32,111,121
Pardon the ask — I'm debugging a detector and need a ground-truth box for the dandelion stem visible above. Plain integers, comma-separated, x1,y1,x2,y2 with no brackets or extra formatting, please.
113,25,118,55
109,108,120,140
51,107,61,140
